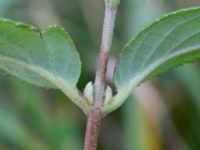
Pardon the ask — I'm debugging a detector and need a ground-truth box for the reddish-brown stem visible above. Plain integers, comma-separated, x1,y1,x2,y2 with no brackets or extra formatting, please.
94,51,109,107
84,108,102,150
83,1,119,150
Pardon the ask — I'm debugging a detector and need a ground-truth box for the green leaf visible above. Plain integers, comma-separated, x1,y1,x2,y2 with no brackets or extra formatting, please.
104,7,200,114
0,19,90,113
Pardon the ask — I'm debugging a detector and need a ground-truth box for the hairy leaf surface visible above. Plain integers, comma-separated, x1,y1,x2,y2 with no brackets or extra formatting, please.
105,7,200,114
0,19,89,112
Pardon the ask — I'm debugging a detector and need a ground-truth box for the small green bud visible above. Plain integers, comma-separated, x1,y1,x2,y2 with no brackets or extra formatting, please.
104,85,113,106
105,0,120,8
83,82,94,105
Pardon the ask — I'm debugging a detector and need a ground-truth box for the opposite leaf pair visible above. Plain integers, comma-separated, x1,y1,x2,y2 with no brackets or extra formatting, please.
1,7,200,115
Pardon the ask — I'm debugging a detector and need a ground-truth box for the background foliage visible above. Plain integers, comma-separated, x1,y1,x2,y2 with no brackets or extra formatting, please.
0,0,200,149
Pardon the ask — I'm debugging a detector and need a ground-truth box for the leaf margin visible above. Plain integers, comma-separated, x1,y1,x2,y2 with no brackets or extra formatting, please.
0,18,92,113
103,6,200,115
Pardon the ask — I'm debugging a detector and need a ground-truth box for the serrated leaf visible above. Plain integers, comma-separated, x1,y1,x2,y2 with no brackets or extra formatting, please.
104,7,200,114
0,19,90,113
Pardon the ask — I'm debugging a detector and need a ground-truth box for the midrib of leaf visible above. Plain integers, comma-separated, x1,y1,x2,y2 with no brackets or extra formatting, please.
104,46,200,115
114,8,200,88
0,55,90,112
126,10,200,66
139,14,200,72
102,7,200,115
1,37,39,65
138,27,200,77
0,55,73,95
0,19,92,113
1,26,38,66
116,7,200,86
139,46,200,83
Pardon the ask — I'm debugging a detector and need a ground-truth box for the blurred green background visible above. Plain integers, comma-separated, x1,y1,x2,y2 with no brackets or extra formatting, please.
0,0,200,149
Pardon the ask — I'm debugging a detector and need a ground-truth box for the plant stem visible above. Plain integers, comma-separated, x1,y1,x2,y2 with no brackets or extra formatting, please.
84,108,102,150
84,1,119,150
94,3,117,108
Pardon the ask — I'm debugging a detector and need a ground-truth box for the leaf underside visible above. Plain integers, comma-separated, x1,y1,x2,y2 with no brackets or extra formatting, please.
103,7,200,115
0,19,85,110
115,7,200,90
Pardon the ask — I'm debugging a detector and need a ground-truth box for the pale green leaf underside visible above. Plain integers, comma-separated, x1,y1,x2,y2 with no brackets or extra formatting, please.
0,19,90,113
115,7,200,88
104,7,200,115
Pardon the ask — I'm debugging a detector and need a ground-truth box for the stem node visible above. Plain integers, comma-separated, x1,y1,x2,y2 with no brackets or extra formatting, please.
84,1,119,149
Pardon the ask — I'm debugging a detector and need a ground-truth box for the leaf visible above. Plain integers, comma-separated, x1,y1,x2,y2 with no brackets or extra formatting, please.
104,7,200,114
0,19,90,113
